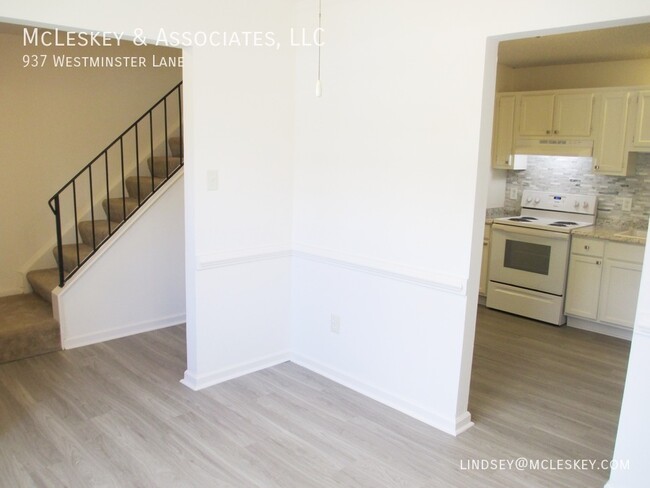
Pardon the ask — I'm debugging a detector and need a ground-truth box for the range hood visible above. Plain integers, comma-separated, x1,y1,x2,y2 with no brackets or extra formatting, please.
514,138,594,157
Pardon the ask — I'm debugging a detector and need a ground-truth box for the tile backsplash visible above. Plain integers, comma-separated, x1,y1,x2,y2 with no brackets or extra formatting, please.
504,153,650,229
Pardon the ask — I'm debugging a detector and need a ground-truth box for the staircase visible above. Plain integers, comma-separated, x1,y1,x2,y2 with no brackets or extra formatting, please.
0,83,183,364
27,138,182,299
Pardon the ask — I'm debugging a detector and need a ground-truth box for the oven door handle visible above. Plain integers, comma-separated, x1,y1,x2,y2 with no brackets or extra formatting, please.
492,223,571,241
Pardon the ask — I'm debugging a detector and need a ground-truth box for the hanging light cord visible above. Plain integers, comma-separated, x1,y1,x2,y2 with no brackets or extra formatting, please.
316,0,322,96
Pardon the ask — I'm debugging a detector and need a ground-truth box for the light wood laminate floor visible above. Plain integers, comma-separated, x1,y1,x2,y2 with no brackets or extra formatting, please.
0,306,630,487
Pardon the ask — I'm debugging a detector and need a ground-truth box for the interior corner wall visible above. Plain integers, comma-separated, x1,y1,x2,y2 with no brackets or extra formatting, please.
289,0,650,440
0,30,181,297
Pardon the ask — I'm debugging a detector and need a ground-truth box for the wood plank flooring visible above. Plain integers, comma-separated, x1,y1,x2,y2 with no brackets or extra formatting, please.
0,306,630,487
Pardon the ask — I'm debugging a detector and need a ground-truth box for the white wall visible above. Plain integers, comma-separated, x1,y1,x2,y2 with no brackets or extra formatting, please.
0,29,181,296
54,172,185,348
5,1,650,484
179,2,296,388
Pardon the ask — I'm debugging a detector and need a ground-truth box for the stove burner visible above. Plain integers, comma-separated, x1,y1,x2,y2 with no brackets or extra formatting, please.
549,223,569,227
549,220,578,227
509,216,538,222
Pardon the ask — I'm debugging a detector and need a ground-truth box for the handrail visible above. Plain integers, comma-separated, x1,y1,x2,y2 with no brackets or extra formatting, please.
48,81,183,287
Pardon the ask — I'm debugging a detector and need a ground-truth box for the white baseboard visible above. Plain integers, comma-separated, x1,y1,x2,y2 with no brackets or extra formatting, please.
63,313,185,349
567,316,632,341
291,353,471,436
181,351,292,391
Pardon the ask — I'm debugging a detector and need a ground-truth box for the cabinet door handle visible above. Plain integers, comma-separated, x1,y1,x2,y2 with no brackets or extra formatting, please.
546,130,551,134
554,130,559,134
584,245,590,250
596,260,601,265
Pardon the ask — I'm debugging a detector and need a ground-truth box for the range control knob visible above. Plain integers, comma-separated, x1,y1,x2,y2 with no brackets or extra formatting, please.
574,200,580,208
583,201,590,209
534,198,541,204
526,196,533,203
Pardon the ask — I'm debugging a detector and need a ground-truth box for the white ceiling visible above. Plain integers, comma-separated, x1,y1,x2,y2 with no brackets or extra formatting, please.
499,23,650,68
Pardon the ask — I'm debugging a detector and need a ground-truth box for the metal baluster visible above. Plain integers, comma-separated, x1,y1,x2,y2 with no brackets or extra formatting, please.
135,124,141,204
164,97,169,178
120,138,126,222
178,85,184,164
105,151,111,234
150,112,155,194
89,165,96,249
53,195,65,287
72,180,80,268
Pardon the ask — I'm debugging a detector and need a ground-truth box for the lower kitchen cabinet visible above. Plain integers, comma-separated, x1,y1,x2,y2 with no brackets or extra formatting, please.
565,238,644,329
565,254,602,320
598,258,643,327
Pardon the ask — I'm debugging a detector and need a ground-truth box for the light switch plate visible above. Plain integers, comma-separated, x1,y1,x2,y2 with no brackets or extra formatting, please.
509,188,518,200
207,170,219,191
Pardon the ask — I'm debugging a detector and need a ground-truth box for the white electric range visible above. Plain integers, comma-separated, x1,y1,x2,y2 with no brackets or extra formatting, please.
487,190,597,325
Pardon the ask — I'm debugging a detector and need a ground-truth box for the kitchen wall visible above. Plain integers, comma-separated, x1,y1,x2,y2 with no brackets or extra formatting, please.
487,57,650,211
509,58,650,91
503,153,650,228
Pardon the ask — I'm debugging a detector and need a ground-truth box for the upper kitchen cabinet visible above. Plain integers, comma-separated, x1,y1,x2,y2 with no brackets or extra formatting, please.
492,94,517,169
630,90,650,150
519,92,594,137
592,91,634,176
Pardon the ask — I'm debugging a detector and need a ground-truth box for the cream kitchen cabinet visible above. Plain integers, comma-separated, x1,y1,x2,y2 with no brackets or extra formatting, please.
519,92,594,138
565,238,644,329
592,91,634,176
565,238,604,320
629,90,650,150
598,242,644,328
492,95,517,169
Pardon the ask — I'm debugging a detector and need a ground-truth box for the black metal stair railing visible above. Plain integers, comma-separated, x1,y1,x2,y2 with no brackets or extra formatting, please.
48,82,183,287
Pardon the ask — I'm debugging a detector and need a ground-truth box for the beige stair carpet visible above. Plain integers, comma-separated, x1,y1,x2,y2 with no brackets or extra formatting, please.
0,294,61,363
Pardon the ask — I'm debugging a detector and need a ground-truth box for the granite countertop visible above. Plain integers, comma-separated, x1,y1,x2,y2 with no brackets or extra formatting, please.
572,225,647,245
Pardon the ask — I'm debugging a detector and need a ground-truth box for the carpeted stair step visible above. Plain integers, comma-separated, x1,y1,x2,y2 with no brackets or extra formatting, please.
148,156,182,178
53,243,93,273
125,176,165,201
168,137,183,157
26,268,60,304
0,293,61,364
102,197,139,223
79,220,111,247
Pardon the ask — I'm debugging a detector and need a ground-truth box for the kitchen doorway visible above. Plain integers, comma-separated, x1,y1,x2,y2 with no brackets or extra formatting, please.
469,18,650,483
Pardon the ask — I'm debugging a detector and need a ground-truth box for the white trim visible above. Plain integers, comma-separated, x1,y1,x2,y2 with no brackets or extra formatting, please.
196,244,292,270
55,169,184,296
181,351,291,390
293,243,467,295
454,411,474,435
633,326,650,339
196,243,467,296
63,313,185,349
634,310,650,336
291,353,470,436
567,316,633,341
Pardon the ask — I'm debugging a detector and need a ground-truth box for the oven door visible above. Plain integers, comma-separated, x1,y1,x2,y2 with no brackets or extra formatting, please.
489,223,570,296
